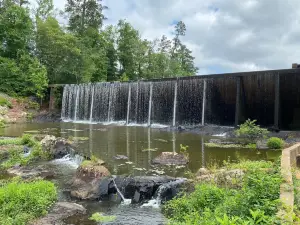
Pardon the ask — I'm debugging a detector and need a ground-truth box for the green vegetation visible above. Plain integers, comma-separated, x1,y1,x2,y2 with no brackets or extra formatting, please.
0,0,198,100
89,212,116,223
235,119,269,140
267,137,285,149
0,96,12,108
0,179,57,225
1,134,51,169
0,119,6,128
205,143,257,149
163,160,282,224
0,138,22,146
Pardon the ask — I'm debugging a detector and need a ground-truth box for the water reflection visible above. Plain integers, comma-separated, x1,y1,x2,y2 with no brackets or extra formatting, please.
0,122,281,177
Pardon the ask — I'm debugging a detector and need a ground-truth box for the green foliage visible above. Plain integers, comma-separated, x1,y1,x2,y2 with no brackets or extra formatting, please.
21,134,35,147
0,138,23,146
205,143,256,149
164,160,281,224
0,120,6,128
267,137,285,149
0,179,57,225
0,97,12,108
235,119,269,140
89,212,116,223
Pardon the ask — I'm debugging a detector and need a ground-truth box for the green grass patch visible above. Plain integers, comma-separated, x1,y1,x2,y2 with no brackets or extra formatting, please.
163,160,282,224
89,212,116,223
0,179,57,225
205,142,257,149
0,138,22,146
0,96,12,109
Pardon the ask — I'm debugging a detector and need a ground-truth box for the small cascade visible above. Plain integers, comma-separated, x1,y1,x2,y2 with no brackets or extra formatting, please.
61,85,68,120
112,178,131,204
126,84,131,124
202,79,207,126
89,85,95,123
107,83,114,122
74,85,80,121
142,178,187,208
172,80,178,127
51,153,84,168
148,82,153,127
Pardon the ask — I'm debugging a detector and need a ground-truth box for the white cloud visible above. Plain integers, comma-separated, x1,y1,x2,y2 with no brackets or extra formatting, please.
30,0,300,74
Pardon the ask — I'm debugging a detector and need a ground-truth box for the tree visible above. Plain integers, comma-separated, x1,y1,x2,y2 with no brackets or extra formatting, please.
35,0,54,20
65,0,107,34
0,2,33,59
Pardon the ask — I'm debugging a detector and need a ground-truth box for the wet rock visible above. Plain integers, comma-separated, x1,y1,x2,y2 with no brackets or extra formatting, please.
7,165,55,180
69,160,111,200
31,202,86,225
152,152,189,165
196,167,210,176
256,140,268,150
196,169,244,187
41,135,73,159
113,155,129,160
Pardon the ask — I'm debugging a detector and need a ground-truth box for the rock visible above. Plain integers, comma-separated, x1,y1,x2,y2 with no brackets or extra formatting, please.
152,152,189,165
113,155,129,160
256,140,268,150
7,166,55,180
31,202,86,225
196,167,210,176
41,135,73,159
196,169,244,187
69,161,111,200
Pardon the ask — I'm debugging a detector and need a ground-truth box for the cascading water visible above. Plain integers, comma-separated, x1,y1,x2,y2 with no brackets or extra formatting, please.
61,77,234,126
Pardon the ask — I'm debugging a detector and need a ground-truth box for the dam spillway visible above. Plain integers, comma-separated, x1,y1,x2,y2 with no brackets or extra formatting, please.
60,68,300,129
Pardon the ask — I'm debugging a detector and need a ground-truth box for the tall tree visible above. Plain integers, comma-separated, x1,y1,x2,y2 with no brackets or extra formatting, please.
35,0,54,20
65,0,106,34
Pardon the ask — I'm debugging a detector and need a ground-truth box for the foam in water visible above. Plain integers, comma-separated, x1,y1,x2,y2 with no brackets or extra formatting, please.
51,154,83,168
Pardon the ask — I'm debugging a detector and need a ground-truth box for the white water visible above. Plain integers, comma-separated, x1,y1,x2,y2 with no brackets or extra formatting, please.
202,79,207,126
172,80,178,127
107,83,114,122
148,82,153,127
112,178,131,205
51,154,84,168
89,85,95,123
126,84,131,124
74,86,80,121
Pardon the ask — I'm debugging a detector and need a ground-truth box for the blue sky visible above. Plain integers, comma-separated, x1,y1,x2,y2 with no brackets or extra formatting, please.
36,0,300,75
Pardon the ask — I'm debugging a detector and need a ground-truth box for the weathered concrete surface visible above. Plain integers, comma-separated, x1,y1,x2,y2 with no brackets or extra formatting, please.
278,143,300,223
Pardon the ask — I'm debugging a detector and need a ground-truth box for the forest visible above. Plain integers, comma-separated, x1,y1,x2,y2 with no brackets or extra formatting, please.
0,0,198,98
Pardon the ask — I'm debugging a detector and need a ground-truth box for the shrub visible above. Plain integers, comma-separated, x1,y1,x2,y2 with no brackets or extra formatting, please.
267,137,285,149
235,119,269,139
0,96,12,109
163,160,281,224
0,180,57,225
21,134,35,147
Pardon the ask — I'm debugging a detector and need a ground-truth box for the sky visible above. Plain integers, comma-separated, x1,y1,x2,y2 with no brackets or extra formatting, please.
42,0,300,74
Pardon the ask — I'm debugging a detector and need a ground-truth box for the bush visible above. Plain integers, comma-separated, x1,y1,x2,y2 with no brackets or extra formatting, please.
0,179,57,225
267,137,285,149
235,119,269,139
163,160,281,224
0,96,12,108
89,213,116,223
21,134,35,147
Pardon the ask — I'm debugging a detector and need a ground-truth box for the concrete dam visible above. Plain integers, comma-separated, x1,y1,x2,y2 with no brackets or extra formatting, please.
60,68,300,130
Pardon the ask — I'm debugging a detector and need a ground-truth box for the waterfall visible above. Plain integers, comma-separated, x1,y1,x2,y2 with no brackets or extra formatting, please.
61,85,68,120
74,85,80,121
107,83,114,122
202,79,207,126
89,85,95,123
172,80,178,127
126,84,131,124
148,82,153,127
112,178,131,204
61,75,235,126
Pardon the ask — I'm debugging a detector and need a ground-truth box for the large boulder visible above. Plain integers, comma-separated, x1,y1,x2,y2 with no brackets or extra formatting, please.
69,159,111,200
7,165,55,180
41,135,72,159
31,202,86,225
152,152,189,165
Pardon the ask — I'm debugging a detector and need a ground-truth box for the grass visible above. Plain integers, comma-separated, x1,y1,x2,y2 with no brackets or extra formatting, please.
1,134,51,169
163,160,282,224
0,179,57,225
205,142,257,149
89,212,116,223
0,96,12,109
